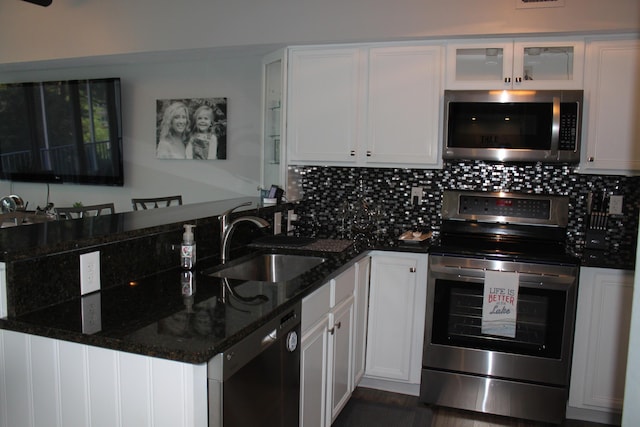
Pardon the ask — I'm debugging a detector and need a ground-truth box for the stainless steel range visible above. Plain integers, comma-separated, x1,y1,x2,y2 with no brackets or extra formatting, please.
420,190,579,424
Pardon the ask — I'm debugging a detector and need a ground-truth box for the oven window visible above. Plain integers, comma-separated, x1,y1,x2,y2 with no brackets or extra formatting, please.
431,279,566,358
447,102,553,150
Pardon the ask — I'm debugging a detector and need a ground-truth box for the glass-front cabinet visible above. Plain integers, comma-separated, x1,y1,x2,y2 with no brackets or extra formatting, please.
261,49,287,190
446,38,584,90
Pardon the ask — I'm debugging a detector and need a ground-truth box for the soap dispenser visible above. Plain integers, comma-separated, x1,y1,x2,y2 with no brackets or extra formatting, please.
181,224,196,269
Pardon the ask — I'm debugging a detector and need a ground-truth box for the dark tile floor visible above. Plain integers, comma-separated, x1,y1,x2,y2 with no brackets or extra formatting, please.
332,387,615,427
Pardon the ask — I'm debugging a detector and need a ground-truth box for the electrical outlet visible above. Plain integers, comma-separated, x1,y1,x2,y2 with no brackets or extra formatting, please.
287,209,297,233
81,293,102,334
411,186,423,205
609,195,624,216
80,251,101,295
274,211,282,235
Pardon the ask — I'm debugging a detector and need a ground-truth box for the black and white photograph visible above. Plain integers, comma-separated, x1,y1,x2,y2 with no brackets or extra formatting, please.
155,97,227,160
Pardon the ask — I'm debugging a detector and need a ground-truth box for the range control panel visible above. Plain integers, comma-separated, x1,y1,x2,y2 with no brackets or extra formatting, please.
458,194,551,220
442,191,569,227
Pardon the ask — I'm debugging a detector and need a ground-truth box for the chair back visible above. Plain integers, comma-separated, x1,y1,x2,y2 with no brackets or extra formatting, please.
131,195,183,211
56,203,115,220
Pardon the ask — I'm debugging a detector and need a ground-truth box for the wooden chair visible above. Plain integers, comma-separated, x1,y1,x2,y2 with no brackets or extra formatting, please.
131,195,183,211
55,203,115,220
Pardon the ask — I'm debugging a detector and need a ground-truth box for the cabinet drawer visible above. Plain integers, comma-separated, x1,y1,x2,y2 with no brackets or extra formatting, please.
331,266,356,308
302,282,331,333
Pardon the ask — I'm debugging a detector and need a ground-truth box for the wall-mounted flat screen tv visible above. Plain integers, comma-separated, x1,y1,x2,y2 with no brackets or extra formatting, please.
0,77,123,186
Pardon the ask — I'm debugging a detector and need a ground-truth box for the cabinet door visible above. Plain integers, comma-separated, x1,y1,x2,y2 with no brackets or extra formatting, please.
328,295,354,424
512,40,584,89
365,252,427,384
352,256,371,387
261,49,287,189
446,38,584,90
366,45,442,166
570,268,634,415
300,315,330,427
287,47,361,163
579,38,640,175
0,262,6,318
445,40,514,89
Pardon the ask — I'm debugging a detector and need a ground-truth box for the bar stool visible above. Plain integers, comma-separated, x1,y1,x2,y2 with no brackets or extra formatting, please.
55,203,115,220
131,195,183,210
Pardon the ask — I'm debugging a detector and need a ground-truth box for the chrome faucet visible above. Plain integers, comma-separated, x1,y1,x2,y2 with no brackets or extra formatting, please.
220,202,269,263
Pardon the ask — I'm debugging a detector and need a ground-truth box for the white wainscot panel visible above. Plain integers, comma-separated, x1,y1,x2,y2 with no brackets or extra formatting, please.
0,330,208,427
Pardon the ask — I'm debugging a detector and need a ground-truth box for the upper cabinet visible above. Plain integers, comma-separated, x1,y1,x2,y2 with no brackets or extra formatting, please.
577,36,640,176
445,37,584,90
261,49,287,189
287,46,360,164
287,42,444,168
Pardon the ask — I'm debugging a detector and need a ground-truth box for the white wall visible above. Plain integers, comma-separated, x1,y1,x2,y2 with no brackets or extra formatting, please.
0,52,266,212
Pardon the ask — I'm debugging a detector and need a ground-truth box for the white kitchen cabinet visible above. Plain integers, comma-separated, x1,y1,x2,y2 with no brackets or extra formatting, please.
361,251,428,396
300,307,330,427
568,267,634,425
0,262,6,318
578,36,640,176
327,295,354,422
287,42,443,168
287,46,360,164
0,329,208,427
446,37,584,90
352,256,371,386
261,49,288,189
300,262,357,427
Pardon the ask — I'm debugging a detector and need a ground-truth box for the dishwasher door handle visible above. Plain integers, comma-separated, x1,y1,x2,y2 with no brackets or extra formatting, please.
261,329,278,348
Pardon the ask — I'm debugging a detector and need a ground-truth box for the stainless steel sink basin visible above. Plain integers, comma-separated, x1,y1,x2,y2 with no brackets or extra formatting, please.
208,253,326,282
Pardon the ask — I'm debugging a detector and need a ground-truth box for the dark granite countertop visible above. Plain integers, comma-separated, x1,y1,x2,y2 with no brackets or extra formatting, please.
0,242,374,364
0,203,633,367
0,194,436,366
0,197,262,262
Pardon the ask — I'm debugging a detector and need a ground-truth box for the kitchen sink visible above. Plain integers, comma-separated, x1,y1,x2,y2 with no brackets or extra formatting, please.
208,253,326,283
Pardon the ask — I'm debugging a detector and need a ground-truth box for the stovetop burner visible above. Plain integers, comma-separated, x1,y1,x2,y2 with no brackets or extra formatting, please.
430,234,579,265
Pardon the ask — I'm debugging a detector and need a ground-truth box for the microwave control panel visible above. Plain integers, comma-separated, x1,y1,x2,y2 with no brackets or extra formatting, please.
559,103,578,151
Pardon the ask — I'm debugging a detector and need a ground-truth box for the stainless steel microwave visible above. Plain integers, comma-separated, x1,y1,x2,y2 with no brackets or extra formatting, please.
443,90,583,163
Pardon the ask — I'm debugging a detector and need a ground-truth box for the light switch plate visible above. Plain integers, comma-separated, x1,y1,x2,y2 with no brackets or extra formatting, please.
80,251,100,295
609,195,624,216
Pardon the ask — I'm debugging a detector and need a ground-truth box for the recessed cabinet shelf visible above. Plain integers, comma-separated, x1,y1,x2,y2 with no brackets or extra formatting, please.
261,50,286,188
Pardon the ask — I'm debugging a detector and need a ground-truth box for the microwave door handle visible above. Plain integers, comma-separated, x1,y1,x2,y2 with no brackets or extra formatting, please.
550,96,561,157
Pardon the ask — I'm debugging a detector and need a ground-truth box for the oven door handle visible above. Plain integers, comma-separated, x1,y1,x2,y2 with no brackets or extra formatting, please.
431,265,577,286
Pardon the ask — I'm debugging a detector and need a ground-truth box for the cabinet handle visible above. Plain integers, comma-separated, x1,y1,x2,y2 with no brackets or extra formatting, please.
588,156,595,162
366,151,372,157
328,321,342,335
350,150,356,157
504,77,511,83
515,77,522,83
410,267,416,273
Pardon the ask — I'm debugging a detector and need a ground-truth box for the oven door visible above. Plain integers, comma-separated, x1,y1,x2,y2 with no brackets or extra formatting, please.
423,255,578,386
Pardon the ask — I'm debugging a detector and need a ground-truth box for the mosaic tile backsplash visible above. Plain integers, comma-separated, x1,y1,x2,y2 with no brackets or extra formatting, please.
291,161,640,260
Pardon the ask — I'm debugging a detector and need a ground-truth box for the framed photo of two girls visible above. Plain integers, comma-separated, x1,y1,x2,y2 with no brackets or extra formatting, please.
156,97,227,160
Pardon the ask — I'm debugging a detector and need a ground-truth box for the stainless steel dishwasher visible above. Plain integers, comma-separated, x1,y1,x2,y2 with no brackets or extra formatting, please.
208,302,301,427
